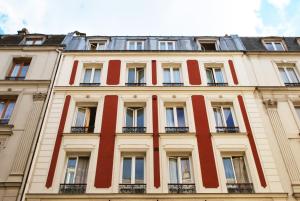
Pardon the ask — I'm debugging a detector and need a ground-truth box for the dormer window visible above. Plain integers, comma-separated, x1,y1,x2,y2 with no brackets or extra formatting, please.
263,40,285,51
197,39,219,51
24,37,44,45
127,41,144,50
89,40,107,50
159,41,175,50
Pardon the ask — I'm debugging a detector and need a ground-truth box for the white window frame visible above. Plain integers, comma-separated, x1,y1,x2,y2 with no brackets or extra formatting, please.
264,41,285,51
127,67,145,83
126,41,144,50
168,156,193,184
165,106,187,127
213,105,238,127
222,155,250,184
120,155,145,184
124,107,145,127
159,41,175,50
63,155,90,184
24,37,44,45
197,40,219,51
81,67,101,84
278,66,300,84
88,40,107,50
206,67,227,83
163,67,182,83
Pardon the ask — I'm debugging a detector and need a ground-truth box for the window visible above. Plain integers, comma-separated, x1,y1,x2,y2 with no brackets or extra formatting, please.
278,66,300,86
198,40,219,51
163,67,182,86
127,41,144,50
213,105,239,133
165,106,188,132
206,67,227,86
81,66,101,86
123,107,145,133
222,155,253,193
264,41,285,51
126,67,145,86
60,156,89,194
7,59,31,80
89,40,107,50
0,100,15,125
24,37,43,45
159,41,175,50
72,106,97,133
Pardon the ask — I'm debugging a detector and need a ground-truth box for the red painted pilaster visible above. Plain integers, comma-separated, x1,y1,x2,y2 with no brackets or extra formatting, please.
152,60,157,85
187,60,201,85
106,60,121,85
228,60,239,85
69,60,78,85
152,95,160,188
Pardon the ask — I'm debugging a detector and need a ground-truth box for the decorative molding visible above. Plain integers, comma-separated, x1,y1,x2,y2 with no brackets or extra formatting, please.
263,99,278,108
33,93,47,101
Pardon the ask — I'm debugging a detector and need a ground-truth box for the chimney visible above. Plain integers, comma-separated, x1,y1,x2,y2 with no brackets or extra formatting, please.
17,28,29,36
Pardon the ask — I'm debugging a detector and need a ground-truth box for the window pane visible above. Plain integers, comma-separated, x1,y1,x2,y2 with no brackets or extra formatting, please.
129,41,135,50
168,42,174,50
206,68,214,83
3,102,15,119
128,68,135,83
25,40,34,45
232,156,249,183
126,108,134,127
213,108,224,127
20,65,29,77
65,157,77,184
173,68,181,83
137,42,143,50
181,158,191,182
222,157,235,182
137,68,145,83
11,64,20,77
75,108,86,127
163,68,171,83
169,158,179,183
34,40,43,45
135,158,144,183
75,157,89,184
97,43,106,50
274,43,284,51
160,42,166,50
166,108,175,127
265,43,274,51
295,107,300,120
223,107,235,127
176,107,186,127
93,69,101,83
287,68,299,83
137,108,144,127
0,102,5,117
122,158,132,183
215,69,224,83
83,69,92,83
279,68,289,83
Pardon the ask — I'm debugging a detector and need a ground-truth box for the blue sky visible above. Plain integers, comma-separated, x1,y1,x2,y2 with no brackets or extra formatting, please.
0,0,299,36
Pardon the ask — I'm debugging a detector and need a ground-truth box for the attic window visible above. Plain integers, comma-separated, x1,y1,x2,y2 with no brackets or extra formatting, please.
24,37,44,45
198,40,219,51
89,40,107,50
263,39,286,51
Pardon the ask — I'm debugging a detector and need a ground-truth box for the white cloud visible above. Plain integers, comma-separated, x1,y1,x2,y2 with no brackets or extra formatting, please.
267,0,290,9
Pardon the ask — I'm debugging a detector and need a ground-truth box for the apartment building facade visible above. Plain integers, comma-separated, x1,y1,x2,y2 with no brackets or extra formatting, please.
24,32,300,201
0,29,65,201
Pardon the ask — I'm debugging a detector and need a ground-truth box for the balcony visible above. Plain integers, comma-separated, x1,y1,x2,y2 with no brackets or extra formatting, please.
216,126,239,133
163,83,184,87
226,183,254,193
207,82,228,86
168,183,196,194
0,118,9,125
119,184,146,194
165,127,189,133
122,127,146,133
79,82,100,86
125,83,146,86
71,126,94,133
5,76,25,81
284,82,300,87
59,183,86,194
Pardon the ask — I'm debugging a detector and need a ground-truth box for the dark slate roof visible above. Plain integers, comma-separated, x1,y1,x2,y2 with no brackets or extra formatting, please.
241,37,300,51
0,34,65,46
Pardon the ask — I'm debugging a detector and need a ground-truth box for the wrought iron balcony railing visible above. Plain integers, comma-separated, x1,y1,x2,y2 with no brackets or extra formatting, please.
163,83,184,86
207,82,228,86
59,183,87,194
168,183,196,194
5,76,25,81
122,127,146,133
216,126,240,133
71,126,94,133
79,82,100,86
119,184,146,194
165,127,189,133
226,183,254,193
0,118,9,125
125,82,146,86
284,82,300,87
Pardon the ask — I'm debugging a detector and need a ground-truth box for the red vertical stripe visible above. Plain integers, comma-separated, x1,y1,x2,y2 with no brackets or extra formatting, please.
228,60,239,85
152,60,157,85
187,60,201,85
238,95,267,187
106,60,121,85
152,95,160,188
192,95,219,188
69,60,78,85
46,95,71,188
95,95,118,188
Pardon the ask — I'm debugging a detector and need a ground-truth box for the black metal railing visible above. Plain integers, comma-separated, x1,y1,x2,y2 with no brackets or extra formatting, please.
165,127,189,133
71,126,94,133
284,82,300,87
59,183,87,194
5,76,25,81
207,82,228,86
122,127,146,133
226,183,254,193
168,183,196,194
216,126,240,133
163,83,184,86
125,82,146,86
0,118,9,125
119,184,146,194
79,82,100,86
